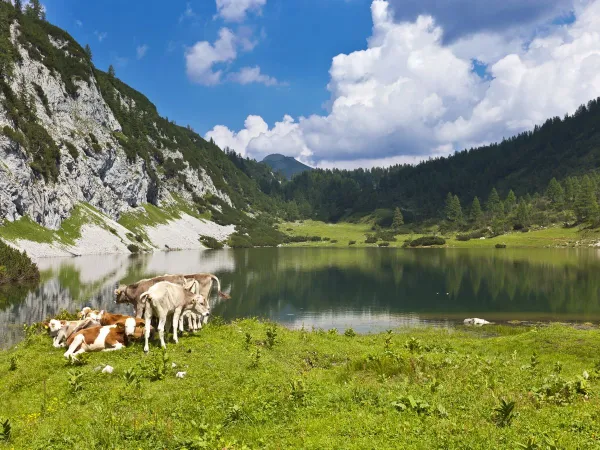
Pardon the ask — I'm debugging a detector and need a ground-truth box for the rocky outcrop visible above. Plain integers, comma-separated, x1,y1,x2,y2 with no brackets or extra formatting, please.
0,21,231,232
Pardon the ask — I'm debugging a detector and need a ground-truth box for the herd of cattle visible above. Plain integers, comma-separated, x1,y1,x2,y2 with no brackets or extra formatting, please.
43,273,230,358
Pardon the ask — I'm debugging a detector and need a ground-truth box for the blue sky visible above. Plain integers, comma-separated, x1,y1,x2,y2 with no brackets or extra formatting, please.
44,0,600,169
46,0,374,135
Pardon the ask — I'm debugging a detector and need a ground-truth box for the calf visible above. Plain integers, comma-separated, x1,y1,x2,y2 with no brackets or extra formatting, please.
78,307,102,321
45,318,98,348
63,318,145,358
140,281,208,352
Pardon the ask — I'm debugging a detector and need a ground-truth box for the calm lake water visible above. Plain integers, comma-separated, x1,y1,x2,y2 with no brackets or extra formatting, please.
2,247,600,348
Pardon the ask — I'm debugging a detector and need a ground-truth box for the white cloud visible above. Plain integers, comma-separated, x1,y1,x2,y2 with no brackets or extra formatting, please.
228,66,281,86
215,0,267,22
75,19,82,27
185,28,237,86
206,0,600,168
94,31,107,42
136,44,149,60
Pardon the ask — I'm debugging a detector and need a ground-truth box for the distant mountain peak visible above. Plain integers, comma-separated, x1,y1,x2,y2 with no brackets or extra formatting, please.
262,154,312,179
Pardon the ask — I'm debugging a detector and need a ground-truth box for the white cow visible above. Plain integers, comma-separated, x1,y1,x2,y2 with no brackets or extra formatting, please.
140,281,208,352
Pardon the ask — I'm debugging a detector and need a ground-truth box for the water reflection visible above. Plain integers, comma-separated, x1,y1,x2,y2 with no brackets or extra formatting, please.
2,248,600,348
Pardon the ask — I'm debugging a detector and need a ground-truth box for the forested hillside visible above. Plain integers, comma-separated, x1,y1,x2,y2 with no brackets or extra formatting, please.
238,98,600,223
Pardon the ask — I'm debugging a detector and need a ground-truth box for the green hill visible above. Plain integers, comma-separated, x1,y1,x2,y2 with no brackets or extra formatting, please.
262,154,312,179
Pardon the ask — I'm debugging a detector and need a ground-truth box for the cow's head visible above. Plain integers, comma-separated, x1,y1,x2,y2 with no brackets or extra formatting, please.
114,285,129,304
48,319,64,334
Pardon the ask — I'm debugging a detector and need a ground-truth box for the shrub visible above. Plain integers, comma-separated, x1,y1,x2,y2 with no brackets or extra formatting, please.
378,242,390,247
127,244,140,253
495,243,507,249
135,234,144,243
199,235,224,250
330,239,338,243
0,240,39,284
455,234,471,241
409,236,446,247
365,234,378,244
228,235,252,248
348,240,356,245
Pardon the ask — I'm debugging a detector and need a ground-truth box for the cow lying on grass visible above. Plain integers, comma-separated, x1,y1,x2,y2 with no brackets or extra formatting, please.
45,318,98,348
140,281,209,352
63,317,146,358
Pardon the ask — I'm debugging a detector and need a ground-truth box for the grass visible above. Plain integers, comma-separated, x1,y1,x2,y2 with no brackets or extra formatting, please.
0,204,129,247
281,220,592,249
0,321,599,448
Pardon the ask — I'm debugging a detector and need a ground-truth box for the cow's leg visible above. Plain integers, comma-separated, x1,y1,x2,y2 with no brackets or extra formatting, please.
172,308,182,344
188,313,195,332
144,306,153,353
158,315,167,349
64,334,83,358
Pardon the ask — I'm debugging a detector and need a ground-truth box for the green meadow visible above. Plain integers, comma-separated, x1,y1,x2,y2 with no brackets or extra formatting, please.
1,321,600,449
280,220,593,249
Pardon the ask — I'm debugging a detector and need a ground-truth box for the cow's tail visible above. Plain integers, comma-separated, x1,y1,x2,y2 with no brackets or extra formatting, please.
211,275,231,300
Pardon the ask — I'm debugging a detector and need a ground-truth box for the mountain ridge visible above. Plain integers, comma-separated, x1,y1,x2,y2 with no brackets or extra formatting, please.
262,153,312,179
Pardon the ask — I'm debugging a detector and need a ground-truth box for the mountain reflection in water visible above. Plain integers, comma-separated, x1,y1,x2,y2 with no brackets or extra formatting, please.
2,247,600,348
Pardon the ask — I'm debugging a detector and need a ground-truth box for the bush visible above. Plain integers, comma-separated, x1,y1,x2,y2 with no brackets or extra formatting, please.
455,234,471,242
378,242,390,247
199,235,224,250
365,234,378,244
409,236,446,247
330,240,338,244
348,240,356,245
228,235,253,248
0,240,39,284
127,244,140,253
495,243,507,249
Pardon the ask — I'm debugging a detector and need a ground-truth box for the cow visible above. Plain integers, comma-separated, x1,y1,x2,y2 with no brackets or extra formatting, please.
78,307,102,321
114,275,187,318
183,273,229,323
63,318,146,358
140,281,208,352
44,318,99,348
178,309,209,333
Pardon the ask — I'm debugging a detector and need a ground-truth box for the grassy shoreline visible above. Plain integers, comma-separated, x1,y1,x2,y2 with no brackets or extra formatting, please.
280,220,599,249
1,321,599,448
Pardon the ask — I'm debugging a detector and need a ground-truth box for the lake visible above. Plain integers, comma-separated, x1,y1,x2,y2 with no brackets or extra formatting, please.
2,247,600,348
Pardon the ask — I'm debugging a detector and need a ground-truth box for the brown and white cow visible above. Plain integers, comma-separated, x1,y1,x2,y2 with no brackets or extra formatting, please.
63,317,146,358
114,275,187,318
44,318,99,348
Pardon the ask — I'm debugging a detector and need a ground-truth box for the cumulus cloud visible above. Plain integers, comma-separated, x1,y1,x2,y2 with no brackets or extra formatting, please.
227,66,281,86
75,19,82,27
206,0,600,169
387,0,573,42
185,28,237,86
215,0,267,22
136,44,149,60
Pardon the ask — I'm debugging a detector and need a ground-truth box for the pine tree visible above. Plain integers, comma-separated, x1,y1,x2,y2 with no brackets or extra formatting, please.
505,190,516,214
392,207,404,230
564,177,578,203
25,0,44,19
14,0,22,13
108,64,116,78
445,193,462,224
546,177,564,208
470,196,483,226
486,188,504,218
84,44,93,61
514,200,530,229
574,175,599,223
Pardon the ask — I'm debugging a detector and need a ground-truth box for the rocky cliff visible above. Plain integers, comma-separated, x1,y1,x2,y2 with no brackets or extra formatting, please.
0,3,272,255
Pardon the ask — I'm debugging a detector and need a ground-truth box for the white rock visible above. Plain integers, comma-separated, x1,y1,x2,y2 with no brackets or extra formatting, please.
102,365,114,374
175,371,186,378
463,318,491,326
